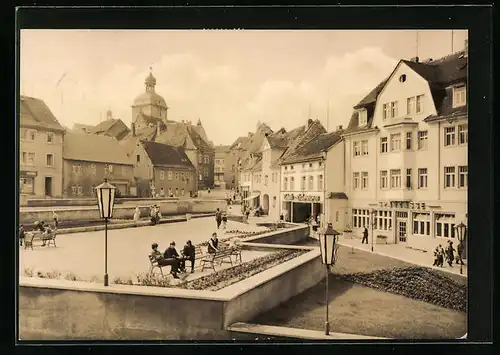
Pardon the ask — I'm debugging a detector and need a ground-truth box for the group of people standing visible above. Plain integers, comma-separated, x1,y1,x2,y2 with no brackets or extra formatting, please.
433,240,465,268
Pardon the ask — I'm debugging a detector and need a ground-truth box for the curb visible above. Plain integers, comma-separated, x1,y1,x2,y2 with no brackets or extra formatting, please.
338,241,468,279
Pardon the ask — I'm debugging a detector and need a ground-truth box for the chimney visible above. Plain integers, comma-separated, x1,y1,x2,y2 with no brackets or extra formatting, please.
464,39,468,57
106,109,112,120
131,123,136,137
410,56,419,63
337,125,343,131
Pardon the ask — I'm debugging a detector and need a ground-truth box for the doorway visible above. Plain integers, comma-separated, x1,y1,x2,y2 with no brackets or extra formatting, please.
44,176,52,196
398,221,407,243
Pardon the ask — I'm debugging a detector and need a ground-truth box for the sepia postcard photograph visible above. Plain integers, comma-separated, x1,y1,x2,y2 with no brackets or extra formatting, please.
15,7,491,344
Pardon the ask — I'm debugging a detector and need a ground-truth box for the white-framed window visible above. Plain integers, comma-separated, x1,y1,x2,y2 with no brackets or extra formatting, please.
46,132,54,144
444,126,456,146
308,176,314,190
90,163,96,176
458,124,468,145
167,171,173,180
283,177,288,190
181,188,185,196
435,213,456,239
380,170,388,189
29,130,37,141
459,166,468,188
318,175,323,190
353,172,360,189
383,103,390,120
380,137,388,153
406,132,412,150
27,152,36,166
453,85,466,107
175,172,180,180
199,174,203,181
71,185,77,195
319,161,323,167
301,176,306,191
290,165,294,170
290,177,295,190
417,130,428,150
72,163,82,175
352,209,371,228
77,186,83,196
264,175,268,186
21,129,28,141
390,169,401,188
416,94,424,113
407,97,415,115
412,212,431,236
104,164,113,175
444,166,456,188
376,210,393,231
361,140,369,156
136,154,141,163
358,109,368,126
406,168,412,189
284,166,288,171
46,154,54,167
361,172,369,189
353,141,361,157
198,155,202,164
160,171,165,180
390,133,401,152
391,101,398,118
418,168,428,188
181,172,185,181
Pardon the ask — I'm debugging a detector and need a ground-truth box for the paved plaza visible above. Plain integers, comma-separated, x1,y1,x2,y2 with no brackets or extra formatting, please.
19,216,271,282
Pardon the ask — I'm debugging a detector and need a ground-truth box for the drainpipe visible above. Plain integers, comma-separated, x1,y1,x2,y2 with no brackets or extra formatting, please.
323,152,327,227
437,121,441,201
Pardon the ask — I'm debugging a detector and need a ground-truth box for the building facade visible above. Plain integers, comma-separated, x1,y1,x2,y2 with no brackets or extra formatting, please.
214,145,236,189
342,48,468,252
19,96,65,199
62,133,134,197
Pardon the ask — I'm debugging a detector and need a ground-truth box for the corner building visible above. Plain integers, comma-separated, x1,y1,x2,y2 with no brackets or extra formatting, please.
342,47,468,253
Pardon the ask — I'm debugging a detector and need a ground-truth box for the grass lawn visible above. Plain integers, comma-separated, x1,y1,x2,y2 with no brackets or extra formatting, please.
252,241,467,339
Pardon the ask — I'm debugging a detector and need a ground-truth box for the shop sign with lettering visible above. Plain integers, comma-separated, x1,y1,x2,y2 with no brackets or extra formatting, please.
378,201,426,210
283,193,321,202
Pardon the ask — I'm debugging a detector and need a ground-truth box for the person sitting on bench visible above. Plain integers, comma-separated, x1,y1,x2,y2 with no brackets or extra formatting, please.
34,221,48,247
207,233,219,254
164,242,183,275
150,243,180,279
181,240,196,273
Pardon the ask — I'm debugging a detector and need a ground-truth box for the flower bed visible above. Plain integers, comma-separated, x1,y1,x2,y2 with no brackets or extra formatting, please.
341,266,466,312
180,249,307,291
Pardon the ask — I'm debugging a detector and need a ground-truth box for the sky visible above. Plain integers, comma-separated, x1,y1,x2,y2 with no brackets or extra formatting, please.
20,29,468,146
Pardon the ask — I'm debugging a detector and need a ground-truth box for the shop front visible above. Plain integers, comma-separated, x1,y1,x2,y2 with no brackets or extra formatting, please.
20,170,38,195
281,192,323,223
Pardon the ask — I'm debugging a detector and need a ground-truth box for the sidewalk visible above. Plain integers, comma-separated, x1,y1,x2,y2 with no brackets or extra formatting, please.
336,236,468,278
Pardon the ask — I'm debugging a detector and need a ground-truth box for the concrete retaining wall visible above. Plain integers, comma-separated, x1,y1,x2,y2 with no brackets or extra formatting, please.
20,199,226,224
243,224,310,245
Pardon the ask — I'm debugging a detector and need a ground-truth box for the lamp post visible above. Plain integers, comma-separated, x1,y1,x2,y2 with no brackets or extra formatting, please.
318,223,340,336
370,209,376,252
455,222,467,275
95,179,116,287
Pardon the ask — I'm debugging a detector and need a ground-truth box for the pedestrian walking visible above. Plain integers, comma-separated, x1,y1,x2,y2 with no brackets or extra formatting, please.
361,227,369,244
215,208,222,229
222,212,228,229
52,211,59,229
445,240,455,267
456,240,465,265
19,224,25,247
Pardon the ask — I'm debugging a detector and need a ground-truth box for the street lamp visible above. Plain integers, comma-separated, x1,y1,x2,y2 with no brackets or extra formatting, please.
370,209,377,252
95,179,116,286
318,222,340,336
455,222,467,275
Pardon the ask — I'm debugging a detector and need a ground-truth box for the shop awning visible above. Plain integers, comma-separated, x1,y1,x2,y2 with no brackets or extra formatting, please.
243,193,260,201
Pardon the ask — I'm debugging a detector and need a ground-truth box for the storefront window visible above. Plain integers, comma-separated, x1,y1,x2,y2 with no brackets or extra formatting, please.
20,177,34,194
435,213,455,239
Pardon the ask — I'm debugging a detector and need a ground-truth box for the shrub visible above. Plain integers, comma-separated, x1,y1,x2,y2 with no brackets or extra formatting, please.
113,276,134,285
136,272,171,287
23,268,34,277
64,272,82,281
36,270,62,279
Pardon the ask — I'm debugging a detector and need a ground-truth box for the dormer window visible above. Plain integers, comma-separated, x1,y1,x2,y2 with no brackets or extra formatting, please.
358,109,368,127
453,85,466,108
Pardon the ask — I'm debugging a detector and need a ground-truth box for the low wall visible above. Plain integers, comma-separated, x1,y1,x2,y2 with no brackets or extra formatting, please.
25,197,180,207
20,199,227,225
243,224,310,245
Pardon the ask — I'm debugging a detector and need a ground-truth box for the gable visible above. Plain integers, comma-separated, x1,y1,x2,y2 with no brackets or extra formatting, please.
260,137,271,152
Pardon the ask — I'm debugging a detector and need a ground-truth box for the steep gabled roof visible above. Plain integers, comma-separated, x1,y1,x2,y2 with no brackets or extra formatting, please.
20,96,65,132
281,131,343,164
279,119,326,162
141,140,195,169
91,118,130,140
63,132,133,165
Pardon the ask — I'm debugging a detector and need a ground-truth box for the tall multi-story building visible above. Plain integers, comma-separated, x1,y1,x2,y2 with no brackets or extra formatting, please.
342,44,468,252
214,145,235,189
19,95,65,201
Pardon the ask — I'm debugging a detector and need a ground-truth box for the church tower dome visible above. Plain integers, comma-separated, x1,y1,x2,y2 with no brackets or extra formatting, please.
132,67,167,108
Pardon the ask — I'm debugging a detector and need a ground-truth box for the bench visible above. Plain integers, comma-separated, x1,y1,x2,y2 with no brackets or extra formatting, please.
376,235,388,244
148,254,167,277
201,248,234,272
24,230,57,250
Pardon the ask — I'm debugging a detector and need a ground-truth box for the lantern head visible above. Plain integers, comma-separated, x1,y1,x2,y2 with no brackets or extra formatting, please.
318,223,341,265
95,179,117,219
455,222,467,242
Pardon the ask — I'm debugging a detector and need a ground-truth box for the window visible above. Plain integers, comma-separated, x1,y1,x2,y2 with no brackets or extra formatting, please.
459,166,468,188
376,210,393,231
46,132,54,144
390,133,401,152
291,165,294,170
181,188,185,196
361,140,369,156
407,97,415,114
444,127,456,146
406,169,412,189
167,171,173,181
77,186,83,196
309,163,313,168
29,130,37,141
283,177,288,190
418,168,428,188
104,164,113,175
160,171,165,180
308,176,314,190
412,213,431,236
390,169,401,188
444,166,456,188
181,172,185,181
27,152,36,166
380,171,388,189
380,137,388,153
71,185,77,195
175,188,179,196
46,154,54,167
383,103,391,120
458,124,468,145
204,168,208,177
435,213,456,239
352,209,371,228
21,152,26,165
453,85,466,107
416,95,424,113
301,176,306,191
353,172,360,189
20,177,34,194
358,109,367,126
417,131,428,150
319,161,323,167
264,175,268,186
284,166,288,171
72,163,82,175
198,156,202,164
353,141,361,157
361,172,369,189
199,174,203,181
318,175,323,190
290,177,295,190
136,154,140,163
391,101,398,118
21,129,28,141
406,132,412,150
90,163,96,176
